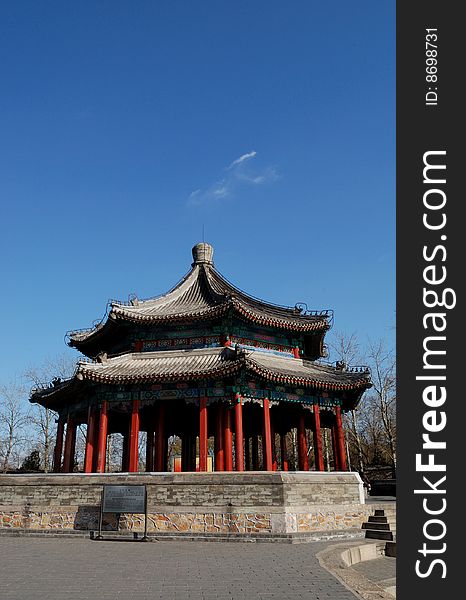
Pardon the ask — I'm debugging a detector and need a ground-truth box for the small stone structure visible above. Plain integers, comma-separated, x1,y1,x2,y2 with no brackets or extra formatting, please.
0,471,393,540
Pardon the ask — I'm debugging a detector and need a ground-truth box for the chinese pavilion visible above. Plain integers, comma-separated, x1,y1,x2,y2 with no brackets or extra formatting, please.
31,243,371,475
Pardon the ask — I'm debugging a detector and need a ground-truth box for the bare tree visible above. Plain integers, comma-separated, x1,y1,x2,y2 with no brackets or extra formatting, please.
366,340,396,470
327,331,396,477
24,353,77,472
0,382,30,472
328,331,365,473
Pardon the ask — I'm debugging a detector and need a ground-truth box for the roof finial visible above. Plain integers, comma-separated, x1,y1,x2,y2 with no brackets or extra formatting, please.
192,242,214,265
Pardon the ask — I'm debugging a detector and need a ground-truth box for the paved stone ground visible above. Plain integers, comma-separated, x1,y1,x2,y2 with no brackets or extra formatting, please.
352,556,396,583
352,556,396,597
0,537,359,600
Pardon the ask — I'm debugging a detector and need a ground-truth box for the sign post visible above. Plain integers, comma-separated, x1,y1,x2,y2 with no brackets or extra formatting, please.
96,485,148,541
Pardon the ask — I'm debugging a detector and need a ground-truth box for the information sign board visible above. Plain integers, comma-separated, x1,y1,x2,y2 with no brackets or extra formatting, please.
102,485,146,513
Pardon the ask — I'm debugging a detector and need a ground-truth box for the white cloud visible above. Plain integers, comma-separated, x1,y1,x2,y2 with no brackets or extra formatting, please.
227,151,257,169
235,166,279,185
188,151,278,206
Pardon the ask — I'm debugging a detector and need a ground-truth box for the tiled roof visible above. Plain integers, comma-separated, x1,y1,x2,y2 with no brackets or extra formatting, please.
247,351,370,390
76,347,241,383
68,243,331,346
70,347,370,392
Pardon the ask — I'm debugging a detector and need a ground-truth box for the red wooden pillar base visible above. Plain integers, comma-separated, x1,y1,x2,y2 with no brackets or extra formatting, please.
262,399,273,471
313,404,324,471
199,397,208,472
128,399,140,472
91,416,100,472
235,394,244,471
224,406,233,471
53,415,65,473
96,401,108,473
84,407,96,473
335,406,348,471
297,414,309,471
234,394,244,471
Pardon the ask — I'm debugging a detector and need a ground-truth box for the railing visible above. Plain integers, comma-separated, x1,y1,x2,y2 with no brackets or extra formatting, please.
317,359,370,373
30,375,74,395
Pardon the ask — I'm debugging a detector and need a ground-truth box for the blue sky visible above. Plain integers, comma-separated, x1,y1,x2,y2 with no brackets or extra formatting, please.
0,1,395,381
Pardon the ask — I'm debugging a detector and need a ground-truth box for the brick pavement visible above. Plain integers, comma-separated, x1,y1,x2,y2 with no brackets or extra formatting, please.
0,537,358,599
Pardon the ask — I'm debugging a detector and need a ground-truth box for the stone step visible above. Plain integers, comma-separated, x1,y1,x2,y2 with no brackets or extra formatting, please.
362,522,391,531
365,529,394,541
385,540,397,557
374,508,396,515
368,516,388,524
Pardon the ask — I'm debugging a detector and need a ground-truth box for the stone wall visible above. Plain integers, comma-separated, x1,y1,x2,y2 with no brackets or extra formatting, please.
0,472,391,538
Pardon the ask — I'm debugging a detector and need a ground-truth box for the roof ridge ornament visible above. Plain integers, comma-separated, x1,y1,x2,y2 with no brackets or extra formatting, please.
192,242,214,266
96,351,108,363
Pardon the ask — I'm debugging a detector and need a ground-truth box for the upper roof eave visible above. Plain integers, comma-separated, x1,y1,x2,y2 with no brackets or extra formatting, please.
68,250,332,348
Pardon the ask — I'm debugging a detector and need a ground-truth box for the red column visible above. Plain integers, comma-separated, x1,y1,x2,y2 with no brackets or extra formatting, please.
146,429,154,472
297,413,309,471
280,433,289,471
262,399,273,471
155,403,165,472
293,347,300,359
234,394,244,471
53,415,65,473
96,401,108,473
313,403,325,471
91,416,100,472
128,399,140,472
224,405,233,471
62,415,75,473
335,406,348,471
84,407,96,473
199,397,208,471
215,404,225,471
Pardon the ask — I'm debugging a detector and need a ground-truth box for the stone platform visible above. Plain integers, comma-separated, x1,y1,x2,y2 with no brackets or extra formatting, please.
0,471,390,541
